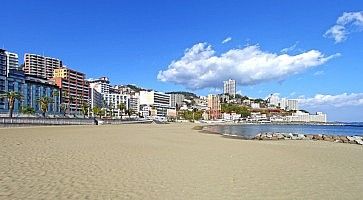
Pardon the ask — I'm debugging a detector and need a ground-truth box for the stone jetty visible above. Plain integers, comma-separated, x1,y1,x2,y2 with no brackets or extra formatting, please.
253,132,363,145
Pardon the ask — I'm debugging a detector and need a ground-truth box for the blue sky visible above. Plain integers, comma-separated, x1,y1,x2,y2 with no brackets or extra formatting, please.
1,0,362,121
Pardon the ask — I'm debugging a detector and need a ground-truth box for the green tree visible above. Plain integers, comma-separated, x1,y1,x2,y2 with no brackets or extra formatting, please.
81,103,89,118
92,106,101,118
37,96,53,117
20,105,35,115
221,103,251,118
60,103,68,117
69,95,74,115
118,103,126,119
181,110,203,121
0,91,23,118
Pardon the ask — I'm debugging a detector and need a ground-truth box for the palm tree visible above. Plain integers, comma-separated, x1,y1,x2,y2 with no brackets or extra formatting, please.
118,103,126,119
78,94,83,116
20,105,35,115
127,109,134,118
37,96,53,117
109,102,114,118
92,106,101,118
69,95,74,115
81,103,89,118
99,108,106,118
60,103,67,117
52,89,59,114
0,91,23,118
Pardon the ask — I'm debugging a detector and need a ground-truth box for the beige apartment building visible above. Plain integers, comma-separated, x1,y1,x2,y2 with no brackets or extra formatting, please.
24,53,62,79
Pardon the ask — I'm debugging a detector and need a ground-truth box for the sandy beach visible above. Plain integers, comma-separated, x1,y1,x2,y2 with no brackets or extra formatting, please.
0,123,362,199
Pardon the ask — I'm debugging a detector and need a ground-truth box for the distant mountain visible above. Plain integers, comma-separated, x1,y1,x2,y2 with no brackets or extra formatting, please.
166,91,198,99
125,84,150,92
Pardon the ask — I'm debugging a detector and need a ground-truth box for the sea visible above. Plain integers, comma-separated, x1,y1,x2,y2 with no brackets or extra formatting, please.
205,123,363,139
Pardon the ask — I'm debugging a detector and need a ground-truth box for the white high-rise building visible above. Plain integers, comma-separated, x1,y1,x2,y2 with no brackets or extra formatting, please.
129,93,140,113
223,79,236,97
139,91,171,117
88,77,110,94
89,88,103,110
169,93,185,108
267,94,280,107
286,99,298,111
286,111,327,123
268,95,299,111
103,93,129,110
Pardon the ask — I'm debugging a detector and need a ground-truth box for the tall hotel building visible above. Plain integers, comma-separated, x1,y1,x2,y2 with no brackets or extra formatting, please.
0,49,22,112
139,91,170,117
207,94,221,120
223,79,236,97
24,54,62,79
53,67,89,114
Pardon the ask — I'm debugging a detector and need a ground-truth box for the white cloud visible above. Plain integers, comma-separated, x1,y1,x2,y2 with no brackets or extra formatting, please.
157,43,338,90
324,11,363,43
313,70,325,76
299,93,363,107
280,42,299,53
222,37,232,44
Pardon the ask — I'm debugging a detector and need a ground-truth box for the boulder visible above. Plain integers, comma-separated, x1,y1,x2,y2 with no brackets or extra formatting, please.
297,134,306,140
355,139,363,145
349,140,357,144
254,133,262,140
270,136,279,140
277,134,285,140
347,136,355,142
339,136,349,143
305,135,314,140
312,134,323,140
323,135,335,142
332,136,342,143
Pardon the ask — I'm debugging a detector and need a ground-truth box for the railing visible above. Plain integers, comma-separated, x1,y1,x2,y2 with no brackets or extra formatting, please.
0,117,95,126
0,117,154,126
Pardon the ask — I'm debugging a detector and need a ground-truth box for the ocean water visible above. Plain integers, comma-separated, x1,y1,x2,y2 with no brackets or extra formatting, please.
205,124,363,139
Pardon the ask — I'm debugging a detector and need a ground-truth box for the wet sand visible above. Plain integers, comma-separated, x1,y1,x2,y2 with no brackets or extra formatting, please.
0,123,362,199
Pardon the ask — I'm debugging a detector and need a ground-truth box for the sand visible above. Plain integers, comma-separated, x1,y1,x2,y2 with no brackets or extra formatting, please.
0,123,362,199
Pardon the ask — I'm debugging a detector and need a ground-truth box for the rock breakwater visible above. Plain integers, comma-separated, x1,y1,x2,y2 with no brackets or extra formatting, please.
253,133,363,145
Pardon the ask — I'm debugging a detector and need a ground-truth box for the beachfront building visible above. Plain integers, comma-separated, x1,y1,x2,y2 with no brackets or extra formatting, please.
129,93,140,114
88,77,134,118
280,98,299,111
89,87,103,110
286,111,327,123
0,50,61,115
169,93,185,108
223,79,236,98
207,94,221,120
24,53,62,79
103,93,130,117
0,49,24,114
139,91,171,117
53,67,89,115
267,94,299,111
88,77,110,94
24,75,61,114
222,112,241,121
